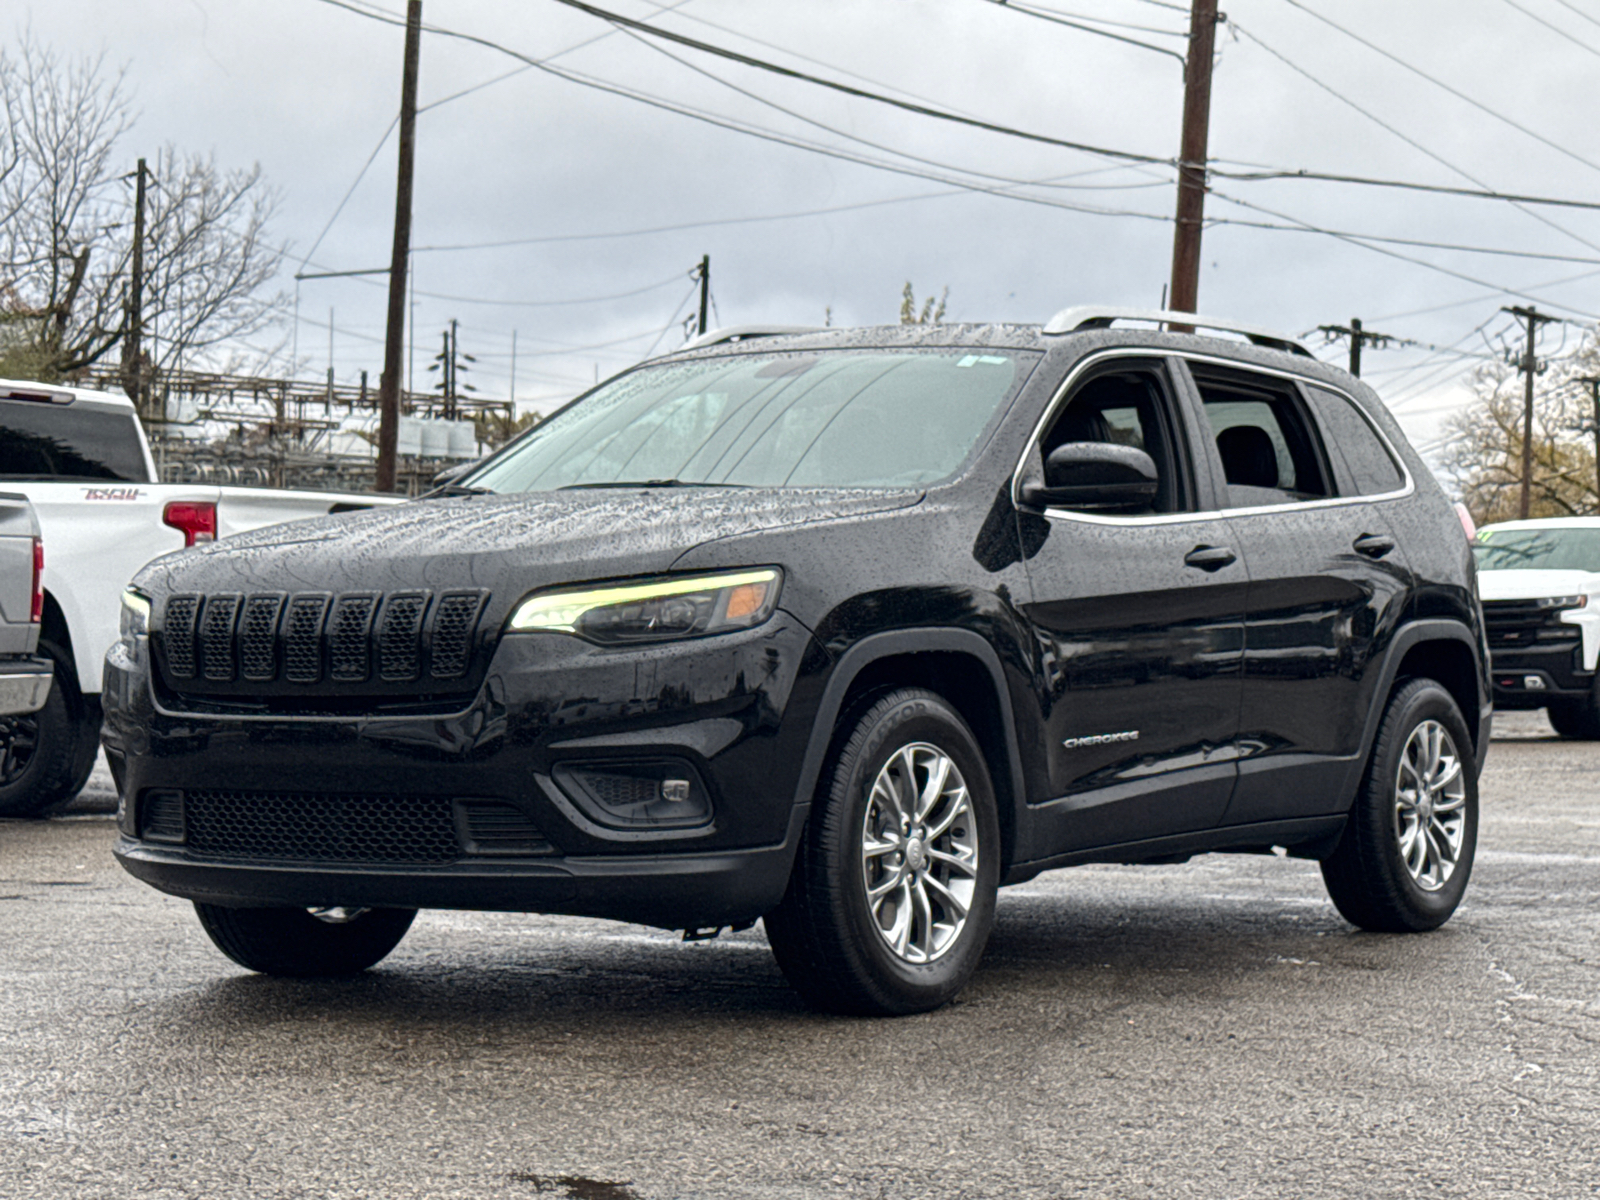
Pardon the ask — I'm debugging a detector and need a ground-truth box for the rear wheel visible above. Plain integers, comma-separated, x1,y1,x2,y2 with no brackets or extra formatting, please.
1321,678,1478,932
195,904,417,976
764,688,1000,1015
0,642,96,818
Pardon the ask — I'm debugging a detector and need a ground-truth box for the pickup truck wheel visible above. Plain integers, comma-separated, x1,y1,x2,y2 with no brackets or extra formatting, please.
1546,696,1600,740
194,904,417,977
1321,678,1478,933
0,642,86,818
763,688,1000,1016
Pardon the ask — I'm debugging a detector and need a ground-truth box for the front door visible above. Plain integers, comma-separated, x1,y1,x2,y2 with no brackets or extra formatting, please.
1017,355,1247,853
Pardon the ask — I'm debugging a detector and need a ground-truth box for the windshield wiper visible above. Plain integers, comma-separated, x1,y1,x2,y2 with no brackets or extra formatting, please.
557,479,748,490
424,483,497,498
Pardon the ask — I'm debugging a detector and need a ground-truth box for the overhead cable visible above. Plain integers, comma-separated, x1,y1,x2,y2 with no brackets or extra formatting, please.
1496,0,1600,58
981,0,1189,67
1280,0,1600,180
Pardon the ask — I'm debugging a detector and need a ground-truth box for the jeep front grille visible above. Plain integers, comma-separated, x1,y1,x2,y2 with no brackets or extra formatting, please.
184,789,462,865
157,589,489,694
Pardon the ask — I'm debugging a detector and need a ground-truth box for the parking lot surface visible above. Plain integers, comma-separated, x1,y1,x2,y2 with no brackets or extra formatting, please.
4,714,1599,1200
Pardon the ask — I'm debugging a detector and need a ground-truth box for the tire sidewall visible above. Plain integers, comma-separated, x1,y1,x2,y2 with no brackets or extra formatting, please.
0,642,80,817
830,693,1001,1008
1364,681,1479,924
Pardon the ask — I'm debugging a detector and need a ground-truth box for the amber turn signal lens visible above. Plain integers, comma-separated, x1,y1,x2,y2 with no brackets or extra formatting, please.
724,581,770,620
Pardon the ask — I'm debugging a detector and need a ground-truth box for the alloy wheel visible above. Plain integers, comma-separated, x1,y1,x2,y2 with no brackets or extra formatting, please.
860,742,980,963
1394,719,1467,892
0,715,38,787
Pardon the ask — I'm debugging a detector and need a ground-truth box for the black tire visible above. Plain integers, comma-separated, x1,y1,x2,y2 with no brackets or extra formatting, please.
0,641,93,818
1546,697,1600,740
764,687,1001,1016
1321,678,1478,933
194,904,417,977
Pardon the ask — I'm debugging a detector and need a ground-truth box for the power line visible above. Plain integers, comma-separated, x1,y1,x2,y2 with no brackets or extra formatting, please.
1496,0,1600,57
990,1,1188,37
1208,189,1600,320
1210,216,1600,266
980,0,1189,67
1552,0,1600,32
1228,19,1600,254
535,0,1175,166
1279,0,1600,180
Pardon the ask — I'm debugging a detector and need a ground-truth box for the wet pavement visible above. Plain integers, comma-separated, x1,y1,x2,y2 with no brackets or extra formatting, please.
7,711,1599,1199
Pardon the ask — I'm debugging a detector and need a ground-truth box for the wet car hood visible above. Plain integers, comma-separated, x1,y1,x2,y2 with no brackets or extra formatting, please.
135,486,922,603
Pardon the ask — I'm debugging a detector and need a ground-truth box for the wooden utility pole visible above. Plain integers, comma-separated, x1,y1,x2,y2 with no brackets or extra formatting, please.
376,0,423,493
696,255,711,336
1579,375,1600,510
120,157,150,414
1316,317,1399,378
1168,0,1219,321
1504,305,1558,520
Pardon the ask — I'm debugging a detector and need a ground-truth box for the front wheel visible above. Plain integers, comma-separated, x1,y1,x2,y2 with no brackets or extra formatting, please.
1321,678,1478,932
195,904,417,976
0,642,97,818
1546,696,1600,740
764,688,1000,1016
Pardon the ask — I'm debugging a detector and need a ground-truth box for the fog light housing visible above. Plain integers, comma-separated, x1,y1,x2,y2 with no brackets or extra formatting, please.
552,759,712,830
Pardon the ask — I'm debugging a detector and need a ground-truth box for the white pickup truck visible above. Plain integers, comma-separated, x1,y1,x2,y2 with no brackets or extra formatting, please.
0,378,402,815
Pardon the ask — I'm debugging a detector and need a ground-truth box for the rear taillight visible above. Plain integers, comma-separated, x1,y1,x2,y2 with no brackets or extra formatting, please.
30,537,43,623
163,501,217,547
1454,502,1477,542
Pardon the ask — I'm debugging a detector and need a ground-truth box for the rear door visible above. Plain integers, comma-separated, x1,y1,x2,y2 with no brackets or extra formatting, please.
1177,361,1413,826
1016,353,1247,853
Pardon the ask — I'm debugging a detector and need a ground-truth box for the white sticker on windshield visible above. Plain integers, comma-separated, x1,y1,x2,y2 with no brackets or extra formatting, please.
956,355,1009,367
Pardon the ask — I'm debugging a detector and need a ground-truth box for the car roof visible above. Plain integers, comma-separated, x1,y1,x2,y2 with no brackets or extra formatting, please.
0,378,137,414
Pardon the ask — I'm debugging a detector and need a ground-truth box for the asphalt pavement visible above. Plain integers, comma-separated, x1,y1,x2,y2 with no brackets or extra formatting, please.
6,713,1599,1200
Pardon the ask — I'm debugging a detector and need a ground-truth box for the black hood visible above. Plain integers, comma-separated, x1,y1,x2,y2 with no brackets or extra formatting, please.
136,486,922,604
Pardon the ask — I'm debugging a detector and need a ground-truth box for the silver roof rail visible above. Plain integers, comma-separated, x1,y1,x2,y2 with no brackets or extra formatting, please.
678,324,824,352
1042,306,1313,358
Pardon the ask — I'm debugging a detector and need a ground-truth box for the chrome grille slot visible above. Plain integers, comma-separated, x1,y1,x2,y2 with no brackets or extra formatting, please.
199,594,240,682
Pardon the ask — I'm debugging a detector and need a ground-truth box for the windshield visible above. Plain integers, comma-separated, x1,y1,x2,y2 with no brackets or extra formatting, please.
466,348,1033,493
1474,526,1600,572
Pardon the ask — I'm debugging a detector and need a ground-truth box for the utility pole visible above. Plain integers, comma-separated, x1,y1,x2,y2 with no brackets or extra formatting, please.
1504,305,1559,520
1167,0,1220,321
376,0,422,493
510,329,517,407
1316,317,1400,377
696,255,711,336
1578,375,1600,511
120,157,150,415
428,319,474,419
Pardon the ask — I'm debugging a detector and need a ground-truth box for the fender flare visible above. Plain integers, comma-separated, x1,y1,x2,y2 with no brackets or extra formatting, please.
787,628,1030,866
1357,618,1490,775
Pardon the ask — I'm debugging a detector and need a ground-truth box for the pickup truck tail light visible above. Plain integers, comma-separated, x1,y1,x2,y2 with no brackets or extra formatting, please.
1455,502,1477,542
31,537,43,623
163,501,217,547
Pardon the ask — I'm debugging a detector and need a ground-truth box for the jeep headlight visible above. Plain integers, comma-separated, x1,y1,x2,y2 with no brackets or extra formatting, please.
507,568,782,644
120,588,151,641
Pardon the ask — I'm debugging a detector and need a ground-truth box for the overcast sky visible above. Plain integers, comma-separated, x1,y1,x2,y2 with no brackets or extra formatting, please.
17,0,1600,460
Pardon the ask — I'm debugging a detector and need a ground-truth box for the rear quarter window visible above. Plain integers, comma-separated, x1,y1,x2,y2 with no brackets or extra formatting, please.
1304,386,1405,497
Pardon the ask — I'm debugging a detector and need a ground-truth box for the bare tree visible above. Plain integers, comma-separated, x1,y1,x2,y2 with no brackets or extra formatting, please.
0,34,285,399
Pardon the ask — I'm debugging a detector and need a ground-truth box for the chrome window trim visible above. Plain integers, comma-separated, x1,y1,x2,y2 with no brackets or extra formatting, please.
1010,347,1416,528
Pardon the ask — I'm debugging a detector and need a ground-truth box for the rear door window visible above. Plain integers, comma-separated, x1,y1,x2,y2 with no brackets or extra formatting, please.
1188,368,1332,508
0,400,149,482
1303,385,1406,496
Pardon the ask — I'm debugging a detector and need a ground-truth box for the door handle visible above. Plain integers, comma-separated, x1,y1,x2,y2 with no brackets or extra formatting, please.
1184,545,1237,572
1353,533,1396,559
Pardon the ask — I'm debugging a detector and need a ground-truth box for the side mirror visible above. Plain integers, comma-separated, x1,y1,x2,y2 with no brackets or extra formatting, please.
1020,442,1160,511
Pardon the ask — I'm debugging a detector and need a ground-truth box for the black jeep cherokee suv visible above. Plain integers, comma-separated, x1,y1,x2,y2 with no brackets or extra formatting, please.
105,307,1491,1015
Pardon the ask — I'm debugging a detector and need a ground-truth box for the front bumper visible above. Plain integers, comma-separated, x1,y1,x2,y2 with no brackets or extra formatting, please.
0,656,52,716
1489,644,1593,709
103,616,829,929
